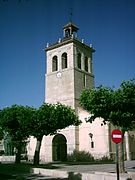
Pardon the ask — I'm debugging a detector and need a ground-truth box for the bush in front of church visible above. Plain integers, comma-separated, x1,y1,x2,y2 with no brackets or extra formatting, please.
67,150,95,162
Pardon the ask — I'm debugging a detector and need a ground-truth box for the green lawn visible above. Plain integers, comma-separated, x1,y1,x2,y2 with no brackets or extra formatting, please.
0,163,32,179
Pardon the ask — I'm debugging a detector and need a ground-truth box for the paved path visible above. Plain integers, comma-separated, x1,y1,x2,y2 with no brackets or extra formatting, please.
0,161,135,179
51,160,135,173
0,173,63,180
13,174,62,180
32,161,135,180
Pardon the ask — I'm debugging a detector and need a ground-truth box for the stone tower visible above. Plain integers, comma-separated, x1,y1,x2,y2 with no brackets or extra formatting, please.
41,22,110,162
45,22,95,108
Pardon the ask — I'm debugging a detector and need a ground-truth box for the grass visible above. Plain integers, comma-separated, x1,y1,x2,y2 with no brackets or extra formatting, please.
0,163,31,179
0,163,31,175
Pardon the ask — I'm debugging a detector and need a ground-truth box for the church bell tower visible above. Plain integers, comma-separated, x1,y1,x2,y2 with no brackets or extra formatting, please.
45,22,95,108
43,22,103,162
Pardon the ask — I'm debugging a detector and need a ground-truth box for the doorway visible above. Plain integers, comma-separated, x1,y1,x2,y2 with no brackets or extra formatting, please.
52,134,67,161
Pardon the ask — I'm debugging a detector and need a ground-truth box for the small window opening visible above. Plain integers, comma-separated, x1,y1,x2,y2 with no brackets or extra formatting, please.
83,74,86,87
65,29,70,37
52,56,58,72
91,141,94,148
62,53,67,69
84,57,88,72
77,53,81,69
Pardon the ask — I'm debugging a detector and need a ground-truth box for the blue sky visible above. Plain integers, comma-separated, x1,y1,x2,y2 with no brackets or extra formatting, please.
0,0,135,109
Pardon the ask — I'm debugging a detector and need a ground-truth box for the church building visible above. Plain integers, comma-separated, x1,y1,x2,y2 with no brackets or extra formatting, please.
27,22,135,162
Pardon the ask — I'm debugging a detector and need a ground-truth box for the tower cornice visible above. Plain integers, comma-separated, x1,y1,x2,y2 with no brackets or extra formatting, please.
45,37,95,53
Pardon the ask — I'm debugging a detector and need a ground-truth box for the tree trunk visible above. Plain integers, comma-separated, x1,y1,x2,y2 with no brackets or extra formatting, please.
118,131,126,173
33,137,42,165
15,146,21,164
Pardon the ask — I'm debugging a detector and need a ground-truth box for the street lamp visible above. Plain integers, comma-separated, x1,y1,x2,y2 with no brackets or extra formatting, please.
89,133,93,140
89,133,94,148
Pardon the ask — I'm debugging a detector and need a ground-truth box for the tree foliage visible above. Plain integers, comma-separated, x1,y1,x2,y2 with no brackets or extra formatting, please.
0,103,80,165
31,103,80,138
32,103,80,165
80,79,135,172
0,104,35,163
110,79,135,129
80,79,135,130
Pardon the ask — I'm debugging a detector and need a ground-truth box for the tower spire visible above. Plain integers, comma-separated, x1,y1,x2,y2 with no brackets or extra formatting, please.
69,8,73,22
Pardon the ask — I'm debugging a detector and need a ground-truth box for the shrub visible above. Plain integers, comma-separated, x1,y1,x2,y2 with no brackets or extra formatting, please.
96,155,113,163
67,150,94,162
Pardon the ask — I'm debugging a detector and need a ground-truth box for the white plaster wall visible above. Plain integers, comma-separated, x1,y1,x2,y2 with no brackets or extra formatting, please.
27,111,110,162
60,126,77,154
27,136,51,162
41,135,53,162
27,136,36,161
41,126,77,162
78,108,110,158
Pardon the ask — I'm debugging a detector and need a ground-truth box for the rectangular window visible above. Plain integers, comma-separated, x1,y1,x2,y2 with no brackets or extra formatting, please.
52,56,58,72
77,53,81,69
83,74,86,87
84,57,88,72
91,141,94,148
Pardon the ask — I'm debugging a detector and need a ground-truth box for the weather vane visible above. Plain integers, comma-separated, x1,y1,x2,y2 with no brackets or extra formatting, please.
69,8,73,22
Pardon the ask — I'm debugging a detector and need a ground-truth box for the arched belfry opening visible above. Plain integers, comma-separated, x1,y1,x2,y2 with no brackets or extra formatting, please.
52,134,67,161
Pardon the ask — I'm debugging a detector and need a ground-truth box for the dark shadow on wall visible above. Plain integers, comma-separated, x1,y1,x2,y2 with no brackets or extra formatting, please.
67,172,82,180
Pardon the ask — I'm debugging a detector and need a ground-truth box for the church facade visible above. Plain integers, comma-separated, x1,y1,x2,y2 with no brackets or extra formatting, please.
27,22,135,162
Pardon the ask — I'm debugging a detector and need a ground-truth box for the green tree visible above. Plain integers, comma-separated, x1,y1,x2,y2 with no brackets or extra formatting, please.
31,103,80,165
0,105,35,163
80,79,135,172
